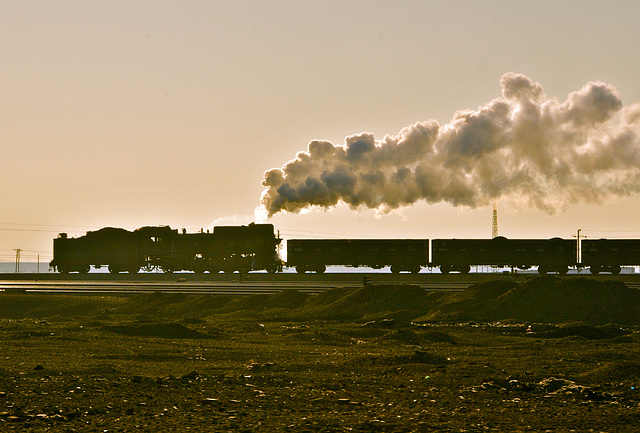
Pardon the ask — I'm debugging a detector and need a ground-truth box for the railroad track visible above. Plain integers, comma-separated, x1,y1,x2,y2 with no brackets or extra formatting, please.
0,280,472,295
3,275,637,296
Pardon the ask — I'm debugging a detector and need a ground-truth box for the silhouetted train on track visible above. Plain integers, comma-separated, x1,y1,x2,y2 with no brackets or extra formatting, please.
50,224,640,275
50,224,283,274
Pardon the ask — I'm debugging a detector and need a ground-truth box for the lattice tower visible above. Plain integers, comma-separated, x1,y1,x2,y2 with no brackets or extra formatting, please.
492,204,498,238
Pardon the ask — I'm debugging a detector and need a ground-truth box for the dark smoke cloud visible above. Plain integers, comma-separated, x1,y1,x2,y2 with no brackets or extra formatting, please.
261,73,640,216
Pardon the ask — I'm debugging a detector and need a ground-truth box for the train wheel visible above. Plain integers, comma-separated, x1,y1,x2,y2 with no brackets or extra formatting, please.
440,265,451,275
296,265,307,274
589,266,601,275
557,266,568,275
538,265,549,275
459,265,471,274
108,266,120,274
79,265,90,274
410,265,421,274
611,265,621,275
390,265,401,274
129,266,140,274
315,265,326,274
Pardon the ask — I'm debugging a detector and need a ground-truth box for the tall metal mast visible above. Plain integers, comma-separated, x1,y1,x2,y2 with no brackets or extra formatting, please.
492,204,498,238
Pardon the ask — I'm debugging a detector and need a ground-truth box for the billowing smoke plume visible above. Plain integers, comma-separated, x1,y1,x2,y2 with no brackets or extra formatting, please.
261,73,640,216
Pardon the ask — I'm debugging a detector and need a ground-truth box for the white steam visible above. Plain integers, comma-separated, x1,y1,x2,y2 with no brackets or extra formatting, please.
261,73,640,216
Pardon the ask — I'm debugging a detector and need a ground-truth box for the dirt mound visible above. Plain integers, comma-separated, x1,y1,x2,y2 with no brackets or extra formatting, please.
418,277,640,326
220,289,310,313
487,277,640,325
377,329,425,345
104,322,209,339
580,360,640,383
422,330,456,343
375,328,456,345
298,285,437,320
120,294,233,318
3,277,640,326
0,294,125,319
284,328,354,345
415,279,516,322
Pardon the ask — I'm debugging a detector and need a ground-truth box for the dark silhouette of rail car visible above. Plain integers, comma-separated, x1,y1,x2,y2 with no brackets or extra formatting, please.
51,227,146,274
581,239,640,274
432,237,576,274
287,239,428,273
50,223,282,274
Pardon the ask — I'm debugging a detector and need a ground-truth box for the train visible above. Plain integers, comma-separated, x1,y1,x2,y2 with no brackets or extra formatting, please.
288,237,578,275
49,223,283,274
49,223,640,275
287,239,429,275
431,237,576,275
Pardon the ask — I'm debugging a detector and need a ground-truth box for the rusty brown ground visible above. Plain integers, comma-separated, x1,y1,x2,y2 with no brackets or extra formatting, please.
1,277,639,432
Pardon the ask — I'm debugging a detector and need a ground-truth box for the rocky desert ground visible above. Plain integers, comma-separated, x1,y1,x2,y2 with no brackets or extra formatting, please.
1,276,639,432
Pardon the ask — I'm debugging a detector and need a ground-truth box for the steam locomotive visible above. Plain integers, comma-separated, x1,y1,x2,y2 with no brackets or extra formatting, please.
49,224,283,274
50,223,640,275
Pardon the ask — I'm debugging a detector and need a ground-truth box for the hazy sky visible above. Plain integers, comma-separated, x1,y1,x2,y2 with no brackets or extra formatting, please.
3,0,640,263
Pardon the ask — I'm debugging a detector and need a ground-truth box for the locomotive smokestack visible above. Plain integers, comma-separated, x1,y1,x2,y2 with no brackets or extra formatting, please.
260,73,640,216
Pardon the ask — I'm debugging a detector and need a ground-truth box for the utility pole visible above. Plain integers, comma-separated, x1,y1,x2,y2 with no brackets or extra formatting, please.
573,229,585,270
13,248,22,273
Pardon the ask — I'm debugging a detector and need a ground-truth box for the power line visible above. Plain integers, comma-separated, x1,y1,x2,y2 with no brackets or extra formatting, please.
1,247,51,253
582,229,640,233
0,222,98,229
581,229,640,239
0,227,62,233
0,222,106,234
586,235,640,239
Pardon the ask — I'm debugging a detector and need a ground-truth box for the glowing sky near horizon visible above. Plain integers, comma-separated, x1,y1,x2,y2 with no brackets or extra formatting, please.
2,0,640,262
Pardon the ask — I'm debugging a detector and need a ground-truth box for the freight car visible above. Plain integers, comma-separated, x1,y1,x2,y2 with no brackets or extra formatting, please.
287,236,578,274
581,239,640,275
50,227,155,274
432,237,576,274
50,223,282,274
287,239,429,273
